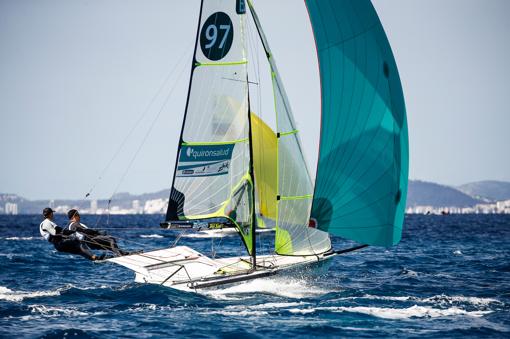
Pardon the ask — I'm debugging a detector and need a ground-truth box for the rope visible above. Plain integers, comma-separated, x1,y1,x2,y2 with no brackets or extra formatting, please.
60,232,151,250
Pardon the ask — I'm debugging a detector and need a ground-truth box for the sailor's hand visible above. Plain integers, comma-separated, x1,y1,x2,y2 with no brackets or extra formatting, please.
62,229,76,236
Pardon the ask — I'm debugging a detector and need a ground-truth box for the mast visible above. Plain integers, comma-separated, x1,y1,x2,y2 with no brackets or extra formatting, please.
247,1,332,256
247,82,257,269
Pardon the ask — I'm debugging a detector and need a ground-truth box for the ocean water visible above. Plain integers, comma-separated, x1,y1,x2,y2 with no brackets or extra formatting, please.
0,214,509,338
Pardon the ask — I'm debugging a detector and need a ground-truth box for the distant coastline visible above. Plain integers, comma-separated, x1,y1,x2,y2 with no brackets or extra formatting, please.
1,180,510,216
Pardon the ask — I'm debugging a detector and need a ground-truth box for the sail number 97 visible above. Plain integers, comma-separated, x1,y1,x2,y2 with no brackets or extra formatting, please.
200,12,234,61
205,24,231,49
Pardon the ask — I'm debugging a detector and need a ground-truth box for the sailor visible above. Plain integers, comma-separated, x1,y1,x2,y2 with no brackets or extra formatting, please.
39,207,102,261
67,209,128,256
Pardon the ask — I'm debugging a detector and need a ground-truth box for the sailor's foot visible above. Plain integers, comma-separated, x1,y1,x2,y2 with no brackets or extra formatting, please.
92,253,106,261
119,250,143,256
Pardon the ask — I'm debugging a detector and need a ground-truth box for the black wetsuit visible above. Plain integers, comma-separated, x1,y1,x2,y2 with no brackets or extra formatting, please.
49,228,96,260
40,218,98,260
68,222,127,256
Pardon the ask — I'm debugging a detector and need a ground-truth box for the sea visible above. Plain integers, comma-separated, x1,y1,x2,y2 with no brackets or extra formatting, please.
0,214,508,338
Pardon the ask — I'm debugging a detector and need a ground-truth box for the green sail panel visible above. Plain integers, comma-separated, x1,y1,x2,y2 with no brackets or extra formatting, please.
305,0,409,247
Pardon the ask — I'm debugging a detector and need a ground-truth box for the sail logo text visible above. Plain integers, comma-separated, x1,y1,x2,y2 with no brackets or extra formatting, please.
186,147,230,159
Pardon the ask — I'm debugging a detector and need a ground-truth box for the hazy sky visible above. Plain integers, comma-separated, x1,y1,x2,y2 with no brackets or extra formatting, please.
1,0,509,200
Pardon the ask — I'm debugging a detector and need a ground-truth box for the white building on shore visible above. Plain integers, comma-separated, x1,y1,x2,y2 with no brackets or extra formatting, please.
5,202,18,215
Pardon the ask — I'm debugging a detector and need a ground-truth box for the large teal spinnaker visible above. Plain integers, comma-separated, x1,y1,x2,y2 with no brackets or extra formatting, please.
305,0,409,247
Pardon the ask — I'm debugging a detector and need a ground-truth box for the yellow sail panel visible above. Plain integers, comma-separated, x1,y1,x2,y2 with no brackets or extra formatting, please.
251,114,277,221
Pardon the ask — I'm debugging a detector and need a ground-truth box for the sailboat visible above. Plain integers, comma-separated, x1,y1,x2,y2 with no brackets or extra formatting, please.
108,0,408,292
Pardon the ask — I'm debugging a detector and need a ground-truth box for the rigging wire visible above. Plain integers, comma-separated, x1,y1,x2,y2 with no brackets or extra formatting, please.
83,41,194,201
103,60,190,221
88,43,193,229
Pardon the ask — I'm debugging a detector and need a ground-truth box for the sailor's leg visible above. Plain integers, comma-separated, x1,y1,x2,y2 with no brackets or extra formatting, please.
77,242,96,260
105,236,122,256
92,235,124,256
54,239,96,260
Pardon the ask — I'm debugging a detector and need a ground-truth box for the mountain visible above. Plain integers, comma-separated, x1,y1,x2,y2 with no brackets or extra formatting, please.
457,180,510,202
407,180,483,208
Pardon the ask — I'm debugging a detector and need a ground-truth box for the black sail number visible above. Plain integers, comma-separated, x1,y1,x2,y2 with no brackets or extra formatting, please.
200,12,234,61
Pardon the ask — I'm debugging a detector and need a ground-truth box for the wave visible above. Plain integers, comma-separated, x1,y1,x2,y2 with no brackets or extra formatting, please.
197,298,494,321
0,286,61,302
421,295,501,307
0,284,118,303
27,305,90,317
287,305,492,319
200,309,269,317
3,237,35,241
139,234,164,239
239,302,310,310
0,253,33,259
334,294,501,307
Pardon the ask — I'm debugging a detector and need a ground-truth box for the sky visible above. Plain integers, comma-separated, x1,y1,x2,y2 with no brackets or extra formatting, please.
0,0,509,200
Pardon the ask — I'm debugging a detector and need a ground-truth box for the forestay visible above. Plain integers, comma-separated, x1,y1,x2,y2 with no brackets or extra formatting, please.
305,0,409,247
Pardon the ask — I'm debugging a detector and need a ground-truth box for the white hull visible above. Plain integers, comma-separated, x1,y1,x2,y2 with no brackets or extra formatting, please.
107,246,335,292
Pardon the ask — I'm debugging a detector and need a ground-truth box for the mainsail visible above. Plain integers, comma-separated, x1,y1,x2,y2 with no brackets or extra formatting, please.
166,0,255,254
305,0,409,247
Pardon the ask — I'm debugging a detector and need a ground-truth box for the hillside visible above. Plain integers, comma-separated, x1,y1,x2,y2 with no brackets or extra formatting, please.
457,180,510,202
407,180,483,207
5,180,510,214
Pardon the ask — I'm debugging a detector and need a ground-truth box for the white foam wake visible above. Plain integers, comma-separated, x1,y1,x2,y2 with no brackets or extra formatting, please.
203,277,334,300
0,286,61,302
139,234,164,239
4,237,35,241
